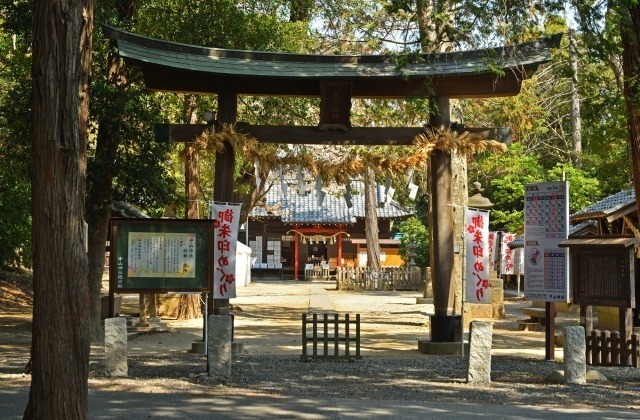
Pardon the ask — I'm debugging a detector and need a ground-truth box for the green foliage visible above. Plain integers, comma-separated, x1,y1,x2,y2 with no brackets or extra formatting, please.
87,80,180,217
471,143,544,232
471,145,605,233
395,216,430,268
0,4,33,268
545,163,602,214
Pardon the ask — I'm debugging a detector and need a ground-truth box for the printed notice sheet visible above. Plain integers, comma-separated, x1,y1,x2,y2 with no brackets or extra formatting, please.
127,232,196,278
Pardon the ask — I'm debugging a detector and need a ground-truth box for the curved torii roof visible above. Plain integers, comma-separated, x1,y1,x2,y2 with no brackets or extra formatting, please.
102,25,561,99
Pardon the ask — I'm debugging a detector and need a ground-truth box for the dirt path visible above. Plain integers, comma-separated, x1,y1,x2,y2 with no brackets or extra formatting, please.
117,279,559,359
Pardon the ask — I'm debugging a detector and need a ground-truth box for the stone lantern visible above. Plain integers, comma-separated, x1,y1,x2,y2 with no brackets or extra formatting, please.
467,182,494,210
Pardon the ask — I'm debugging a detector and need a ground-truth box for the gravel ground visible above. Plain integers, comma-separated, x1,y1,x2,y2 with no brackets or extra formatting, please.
3,279,640,411
5,352,640,411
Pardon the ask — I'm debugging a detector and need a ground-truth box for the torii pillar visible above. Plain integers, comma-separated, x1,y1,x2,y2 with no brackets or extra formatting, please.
429,96,462,342
210,93,237,315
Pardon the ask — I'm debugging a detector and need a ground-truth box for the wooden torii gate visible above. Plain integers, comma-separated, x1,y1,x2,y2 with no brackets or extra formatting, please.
103,25,561,342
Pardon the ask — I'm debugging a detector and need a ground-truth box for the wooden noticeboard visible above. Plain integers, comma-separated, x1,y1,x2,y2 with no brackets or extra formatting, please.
559,236,638,308
109,218,214,293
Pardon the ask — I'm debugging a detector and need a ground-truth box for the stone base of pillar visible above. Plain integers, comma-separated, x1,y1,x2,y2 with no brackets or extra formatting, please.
418,339,469,355
416,297,434,304
430,314,462,342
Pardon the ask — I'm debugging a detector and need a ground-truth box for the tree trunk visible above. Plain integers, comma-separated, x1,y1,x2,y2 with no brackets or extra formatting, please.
85,1,135,341
569,30,583,168
86,126,120,340
25,0,93,417
364,166,382,270
621,4,640,222
177,104,202,321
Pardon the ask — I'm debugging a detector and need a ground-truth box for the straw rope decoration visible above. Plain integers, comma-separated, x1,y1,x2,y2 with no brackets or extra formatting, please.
192,123,507,183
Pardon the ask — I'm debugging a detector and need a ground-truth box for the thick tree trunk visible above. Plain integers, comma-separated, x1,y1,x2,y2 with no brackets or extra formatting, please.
364,166,382,270
621,4,640,221
25,0,93,418
177,105,202,321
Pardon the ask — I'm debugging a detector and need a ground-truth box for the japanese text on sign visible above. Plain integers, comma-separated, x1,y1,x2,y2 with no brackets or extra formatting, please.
127,232,196,278
524,181,569,302
465,210,490,303
500,233,516,275
211,203,242,299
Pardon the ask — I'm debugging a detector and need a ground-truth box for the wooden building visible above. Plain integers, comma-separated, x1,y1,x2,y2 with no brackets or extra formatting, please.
247,180,413,279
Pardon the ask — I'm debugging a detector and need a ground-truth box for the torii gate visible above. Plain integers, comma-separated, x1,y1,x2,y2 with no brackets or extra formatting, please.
103,25,560,342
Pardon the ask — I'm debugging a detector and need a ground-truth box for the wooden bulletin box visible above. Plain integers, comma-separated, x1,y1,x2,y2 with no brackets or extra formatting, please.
559,235,638,308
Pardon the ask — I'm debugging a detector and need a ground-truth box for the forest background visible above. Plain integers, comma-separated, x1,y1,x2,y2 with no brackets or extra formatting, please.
0,0,634,325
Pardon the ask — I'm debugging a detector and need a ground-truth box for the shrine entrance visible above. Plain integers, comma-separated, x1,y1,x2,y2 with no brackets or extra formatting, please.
104,25,561,344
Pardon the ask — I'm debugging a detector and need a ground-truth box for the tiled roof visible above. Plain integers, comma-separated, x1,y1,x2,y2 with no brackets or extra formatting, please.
507,220,598,249
570,189,636,221
249,180,414,224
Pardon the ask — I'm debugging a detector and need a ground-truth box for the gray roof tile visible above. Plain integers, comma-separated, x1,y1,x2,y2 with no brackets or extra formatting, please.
570,189,636,221
249,180,413,223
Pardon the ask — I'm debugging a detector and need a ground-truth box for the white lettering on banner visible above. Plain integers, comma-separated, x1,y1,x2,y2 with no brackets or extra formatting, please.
500,233,516,275
211,203,242,299
465,210,490,303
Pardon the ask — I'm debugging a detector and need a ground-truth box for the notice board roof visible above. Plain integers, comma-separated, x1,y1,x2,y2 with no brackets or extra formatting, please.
102,25,561,99
559,236,638,248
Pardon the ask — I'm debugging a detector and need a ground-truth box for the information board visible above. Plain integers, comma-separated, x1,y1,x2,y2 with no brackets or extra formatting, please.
560,236,637,308
524,181,569,302
110,218,214,292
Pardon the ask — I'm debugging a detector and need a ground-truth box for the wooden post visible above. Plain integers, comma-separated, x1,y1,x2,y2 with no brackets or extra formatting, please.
581,304,594,364
430,96,455,316
138,294,147,325
294,231,300,280
337,233,343,267
545,302,555,360
620,307,633,366
211,92,237,315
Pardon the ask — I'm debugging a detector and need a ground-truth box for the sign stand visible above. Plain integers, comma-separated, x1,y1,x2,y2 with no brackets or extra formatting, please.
545,302,555,360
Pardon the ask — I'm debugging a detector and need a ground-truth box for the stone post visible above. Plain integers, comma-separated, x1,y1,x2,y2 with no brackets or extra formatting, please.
467,321,493,383
105,317,128,377
563,326,586,384
208,315,232,380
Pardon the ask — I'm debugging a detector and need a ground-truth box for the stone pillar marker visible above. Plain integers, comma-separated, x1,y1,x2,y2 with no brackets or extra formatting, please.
208,314,232,379
467,321,493,383
105,317,128,377
563,326,586,384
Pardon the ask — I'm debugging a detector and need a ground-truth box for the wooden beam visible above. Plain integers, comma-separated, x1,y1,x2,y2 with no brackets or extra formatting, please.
154,123,511,145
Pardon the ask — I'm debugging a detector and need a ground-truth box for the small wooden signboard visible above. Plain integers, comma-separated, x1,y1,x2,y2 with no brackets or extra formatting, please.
559,236,637,308
560,235,639,366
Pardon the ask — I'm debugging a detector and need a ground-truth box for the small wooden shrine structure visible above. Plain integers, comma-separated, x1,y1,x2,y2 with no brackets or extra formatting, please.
248,180,413,279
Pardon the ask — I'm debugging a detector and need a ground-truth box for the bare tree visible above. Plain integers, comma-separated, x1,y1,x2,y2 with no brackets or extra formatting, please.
25,0,93,417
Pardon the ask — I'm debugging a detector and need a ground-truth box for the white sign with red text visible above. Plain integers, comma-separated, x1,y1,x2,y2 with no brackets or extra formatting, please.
465,209,490,304
211,203,242,299
488,231,498,271
500,232,516,275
